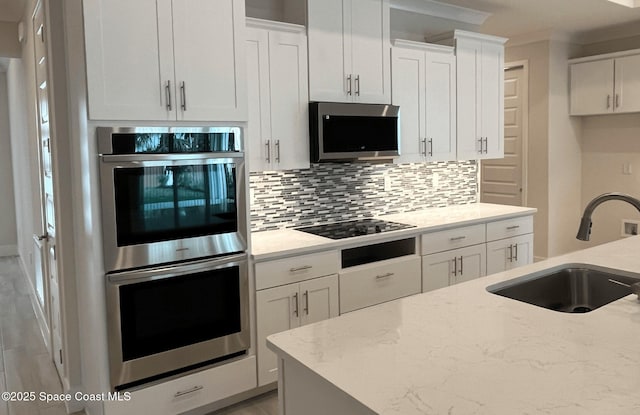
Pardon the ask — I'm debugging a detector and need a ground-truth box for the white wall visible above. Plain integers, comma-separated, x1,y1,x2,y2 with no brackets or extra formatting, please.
0,71,18,256
0,22,21,58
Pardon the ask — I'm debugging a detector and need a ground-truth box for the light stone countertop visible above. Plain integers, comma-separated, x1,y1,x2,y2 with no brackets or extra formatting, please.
251,203,536,262
267,236,640,415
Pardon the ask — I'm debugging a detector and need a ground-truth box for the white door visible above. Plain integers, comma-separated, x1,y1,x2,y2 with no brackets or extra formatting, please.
349,0,390,104
425,49,456,161
453,244,486,284
422,251,455,292
33,1,63,376
299,275,339,326
82,0,173,120
570,59,614,115
614,54,640,113
481,65,526,206
268,29,310,170
307,0,348,102
455,37,482,160
391,47,425,163
246,27,272,172
256,284,301,386
480,42,504,159
171,0,247,121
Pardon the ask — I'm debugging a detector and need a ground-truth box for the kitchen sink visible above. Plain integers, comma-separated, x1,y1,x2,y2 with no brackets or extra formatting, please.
487,265,640,313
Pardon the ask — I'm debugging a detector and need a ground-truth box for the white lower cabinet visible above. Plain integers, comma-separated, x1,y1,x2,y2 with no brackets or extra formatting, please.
256,274,339,386
422,244,486,292
339,256,422,313
486,233,534,275
103,356,257,415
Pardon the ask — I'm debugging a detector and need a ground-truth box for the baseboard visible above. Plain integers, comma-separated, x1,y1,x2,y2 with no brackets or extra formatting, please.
0,244,18,257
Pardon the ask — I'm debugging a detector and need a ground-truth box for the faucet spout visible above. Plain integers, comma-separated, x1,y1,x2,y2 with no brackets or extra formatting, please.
577,192,640,241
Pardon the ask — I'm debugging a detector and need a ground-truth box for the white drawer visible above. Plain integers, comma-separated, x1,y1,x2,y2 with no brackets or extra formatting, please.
339,256,421,314
255,250,340,290
421,224,486,255
104,356,257,415
486,216,533,241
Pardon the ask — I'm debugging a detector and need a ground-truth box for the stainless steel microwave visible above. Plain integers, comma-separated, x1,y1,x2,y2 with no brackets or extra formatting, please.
309,102,400,162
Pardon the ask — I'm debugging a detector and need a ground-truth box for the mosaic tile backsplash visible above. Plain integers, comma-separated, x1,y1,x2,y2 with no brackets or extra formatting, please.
250,161,479,232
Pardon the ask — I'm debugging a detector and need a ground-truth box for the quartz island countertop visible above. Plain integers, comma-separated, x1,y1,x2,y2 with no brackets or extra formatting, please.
267,236,640,414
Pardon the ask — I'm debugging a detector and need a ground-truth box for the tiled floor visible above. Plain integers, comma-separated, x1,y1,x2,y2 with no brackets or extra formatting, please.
0,255,278,415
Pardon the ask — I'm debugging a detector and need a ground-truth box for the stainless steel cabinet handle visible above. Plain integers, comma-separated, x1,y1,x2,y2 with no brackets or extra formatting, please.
347,74,352,96
459,256,463,276
275,140,281,163
450,236,466,241
478,137,483,153
514,244,518,262
293,292,299,317
303,290,309,315
165,80,172,111
452,257,457,277
174,385,203,398
421,138,427,156
376,272,394,280
355,74,360,96
265,140,271,163
428,138,433,157
616,94,620,108
506,225,520,230
180,81,187,111
289,265,312,272
483,137,488,154
507,244,513,262
607,94,611,109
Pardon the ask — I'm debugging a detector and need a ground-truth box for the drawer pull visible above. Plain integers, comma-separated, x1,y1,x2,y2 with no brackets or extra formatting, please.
174,385,203,398
450,236,466,241
376,272,394,280
290,265,312,273
506,225,520,230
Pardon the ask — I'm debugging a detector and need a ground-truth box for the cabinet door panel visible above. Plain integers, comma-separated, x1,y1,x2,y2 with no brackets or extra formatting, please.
614,54,640,113
455,244,486,284
480,42,504,159
269,30,310,170
172,0,247,121
256,285,300,386
486,239,508,275
246,28,271,172
307,0,349,102
425,50,456,161
392,48,425,163
511,234,533,269
422,251,454,292
300,274,339,326
83,0,173,120
570,59,614,115
350,0,390,104
455,38,482,160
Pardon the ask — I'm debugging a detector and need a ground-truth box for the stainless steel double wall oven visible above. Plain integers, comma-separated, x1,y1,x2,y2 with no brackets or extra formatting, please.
98,127,250,390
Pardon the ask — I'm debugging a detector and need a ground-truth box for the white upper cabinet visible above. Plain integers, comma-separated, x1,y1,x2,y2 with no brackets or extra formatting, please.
432,30,506,160
246,19,310,172
307,0,390,104
83,0,247,121
392,40,456,163
570,51,640,115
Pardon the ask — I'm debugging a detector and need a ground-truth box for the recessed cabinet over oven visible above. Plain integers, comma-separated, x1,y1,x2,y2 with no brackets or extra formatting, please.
98,127,247,272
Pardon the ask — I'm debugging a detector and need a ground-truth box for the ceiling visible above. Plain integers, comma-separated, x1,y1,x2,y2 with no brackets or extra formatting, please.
0,0,25,23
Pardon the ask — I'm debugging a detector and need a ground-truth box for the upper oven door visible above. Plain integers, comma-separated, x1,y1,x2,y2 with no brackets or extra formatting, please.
99,153,247,272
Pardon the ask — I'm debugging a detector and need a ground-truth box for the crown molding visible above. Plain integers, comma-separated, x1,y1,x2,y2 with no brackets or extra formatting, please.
389,0,491,25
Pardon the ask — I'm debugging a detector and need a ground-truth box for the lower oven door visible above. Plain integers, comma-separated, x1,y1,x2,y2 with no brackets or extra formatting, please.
106,253,249,390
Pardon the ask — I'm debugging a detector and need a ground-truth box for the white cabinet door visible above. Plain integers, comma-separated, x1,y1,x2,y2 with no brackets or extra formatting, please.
268,29,310,171
392,47,426,163
349,0,390,104
614,54,640,114
425,48,456,161
246,27,271,172
486,233,533,275
307,0,349,102
83,0,174,120
172,0,247,121
455,37,482,160
422,250,455,292
256,284,300,386
480,41,504,159
422,244,486,292
299,274,339,326
570,59,614,116
455,244,486,284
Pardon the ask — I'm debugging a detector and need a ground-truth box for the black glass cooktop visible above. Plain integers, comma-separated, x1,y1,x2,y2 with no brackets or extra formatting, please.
296,219,415,240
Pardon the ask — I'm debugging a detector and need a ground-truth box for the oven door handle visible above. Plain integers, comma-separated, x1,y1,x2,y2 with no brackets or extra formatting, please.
100,152,245,164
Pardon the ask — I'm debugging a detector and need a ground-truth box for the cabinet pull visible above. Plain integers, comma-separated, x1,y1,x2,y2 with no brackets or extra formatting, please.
452,257,457,277
616,93,620,108
607,94,611,109
165,80,172,111
483,137,488,154
346,74,352,96
506,225,520,230
265,140,271,163
421,138,427,156
275,140,281,163
514,244,518,262
478,137,483,153
507,245,513,262
293,292,299,317
375,272,394,280
428,138,433,157
459,256,463,276
355,74,360,96
303,290,309,315
450,236,466,241
174,385,203,398
289,265,312,273
180,81,187,111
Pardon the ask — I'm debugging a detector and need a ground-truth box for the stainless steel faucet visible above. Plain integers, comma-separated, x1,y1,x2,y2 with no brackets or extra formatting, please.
576,192,640,241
